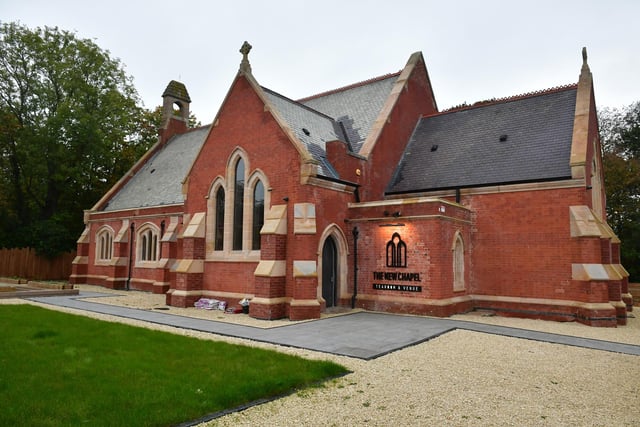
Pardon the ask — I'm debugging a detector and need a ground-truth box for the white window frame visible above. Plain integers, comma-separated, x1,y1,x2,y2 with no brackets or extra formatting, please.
136,223,160,266
95,226,114,264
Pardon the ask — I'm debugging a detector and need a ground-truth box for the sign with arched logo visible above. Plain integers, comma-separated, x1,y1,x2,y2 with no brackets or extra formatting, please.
386,232,406,268
373,232,422,292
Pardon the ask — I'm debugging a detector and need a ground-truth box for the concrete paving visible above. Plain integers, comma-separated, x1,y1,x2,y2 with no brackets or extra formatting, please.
26,292,640,360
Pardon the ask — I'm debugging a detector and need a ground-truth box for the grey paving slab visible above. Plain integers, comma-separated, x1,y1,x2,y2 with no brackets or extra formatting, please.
24,293,640,359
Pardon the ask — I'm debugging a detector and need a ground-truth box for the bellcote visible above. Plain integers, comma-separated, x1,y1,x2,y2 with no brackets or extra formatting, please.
162,80,191,124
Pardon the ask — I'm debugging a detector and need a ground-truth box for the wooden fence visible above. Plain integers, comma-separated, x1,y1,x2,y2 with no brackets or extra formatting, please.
0,248,76,281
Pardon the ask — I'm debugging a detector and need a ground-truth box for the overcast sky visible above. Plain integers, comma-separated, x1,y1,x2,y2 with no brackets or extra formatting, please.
2,0,638,122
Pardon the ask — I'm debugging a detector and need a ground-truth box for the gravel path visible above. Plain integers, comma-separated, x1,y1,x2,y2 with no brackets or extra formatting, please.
3,286,639,426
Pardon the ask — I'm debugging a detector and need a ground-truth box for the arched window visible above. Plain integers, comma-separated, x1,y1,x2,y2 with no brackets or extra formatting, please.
233,158,245,250
138,226,159,262
215,187,225,251
96,228,113,261
207,151,270,259
453,233,465,291
252,180,264,250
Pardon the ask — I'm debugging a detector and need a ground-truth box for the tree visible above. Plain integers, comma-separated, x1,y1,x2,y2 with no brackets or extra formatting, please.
0,22,156,257
599,102,640,281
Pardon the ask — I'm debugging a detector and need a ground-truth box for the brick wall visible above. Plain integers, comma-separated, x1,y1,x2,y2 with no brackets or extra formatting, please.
466,186,586,300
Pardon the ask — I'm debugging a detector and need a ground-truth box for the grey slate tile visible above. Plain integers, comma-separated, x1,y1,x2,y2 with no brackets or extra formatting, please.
103,126,209,211
387,87,577,194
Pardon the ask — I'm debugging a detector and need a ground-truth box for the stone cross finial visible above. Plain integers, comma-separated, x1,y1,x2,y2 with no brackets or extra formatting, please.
240,41,252,74
580,46,590,74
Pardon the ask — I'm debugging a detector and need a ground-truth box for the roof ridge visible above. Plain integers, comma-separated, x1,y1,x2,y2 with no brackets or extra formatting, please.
440,83,578,114
297,71,402,102
262,86,339,122
185,124,211,132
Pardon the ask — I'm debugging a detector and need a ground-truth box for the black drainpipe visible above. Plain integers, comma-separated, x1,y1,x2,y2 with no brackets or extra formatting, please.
351,226,359,309
160,220,166,259
126,222,135,291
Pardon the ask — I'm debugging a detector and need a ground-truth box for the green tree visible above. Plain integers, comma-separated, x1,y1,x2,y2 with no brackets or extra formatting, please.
599,102,640,281
0,22,155,257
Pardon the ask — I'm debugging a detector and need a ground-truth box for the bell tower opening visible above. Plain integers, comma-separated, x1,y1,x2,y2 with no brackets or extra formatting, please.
162,80,191,125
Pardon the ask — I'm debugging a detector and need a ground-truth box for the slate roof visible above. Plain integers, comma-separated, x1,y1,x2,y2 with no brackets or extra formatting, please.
387,87,578,194
263,88,347,178
102,126,209,211
300,74,399,153
101,73,399,210
261,73,399,179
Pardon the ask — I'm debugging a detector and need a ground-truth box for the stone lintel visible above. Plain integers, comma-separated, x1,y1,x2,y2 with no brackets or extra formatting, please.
294,203,316,234
183,212,205,238
250,296,289,305
261,205,287,235
174,259,204,274
72,256,88,265
290,298,321,307
76,226,90,244
572,263,623,281
293,260,317,278
569,205,615,238
254,260,286,277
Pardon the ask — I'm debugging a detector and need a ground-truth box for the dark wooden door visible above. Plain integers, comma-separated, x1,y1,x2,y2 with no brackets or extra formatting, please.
322,237,338,307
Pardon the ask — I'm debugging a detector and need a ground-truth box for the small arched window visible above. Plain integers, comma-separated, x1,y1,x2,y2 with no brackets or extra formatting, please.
215,187,225,251
233,158,245,251
96,228,113,261
139,226,159,262
252,180,264,250
453,233,465,291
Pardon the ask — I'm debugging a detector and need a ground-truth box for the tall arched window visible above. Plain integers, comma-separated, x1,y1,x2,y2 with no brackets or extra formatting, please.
453,233,465,291
215,187,225,251
233,158,245,250
96,228,113,261
252,180,264,250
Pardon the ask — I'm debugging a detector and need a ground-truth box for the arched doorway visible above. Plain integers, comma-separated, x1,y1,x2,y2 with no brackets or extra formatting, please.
322,236,338,308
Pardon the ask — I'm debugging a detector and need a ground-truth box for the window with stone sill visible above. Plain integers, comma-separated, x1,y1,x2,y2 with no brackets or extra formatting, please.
208,150,269,259
137,225,160,265
96,227,114,263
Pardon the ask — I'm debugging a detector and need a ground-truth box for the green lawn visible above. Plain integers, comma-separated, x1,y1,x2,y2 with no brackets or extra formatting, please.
0,305,348,426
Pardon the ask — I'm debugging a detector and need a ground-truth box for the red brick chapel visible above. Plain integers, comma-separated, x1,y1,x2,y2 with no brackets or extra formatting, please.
70,43,631,326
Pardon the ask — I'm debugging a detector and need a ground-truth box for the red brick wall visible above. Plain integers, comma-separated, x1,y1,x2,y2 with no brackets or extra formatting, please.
347,201,472,304
82,209,182,290
185,75,304,214
465,186,589,300
203,261,258,295
361,59,438,201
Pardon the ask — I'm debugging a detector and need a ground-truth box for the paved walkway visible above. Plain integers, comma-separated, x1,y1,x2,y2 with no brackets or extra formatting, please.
27,292,640,360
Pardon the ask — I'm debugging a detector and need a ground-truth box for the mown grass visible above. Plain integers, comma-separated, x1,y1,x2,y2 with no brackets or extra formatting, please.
0,305,348,426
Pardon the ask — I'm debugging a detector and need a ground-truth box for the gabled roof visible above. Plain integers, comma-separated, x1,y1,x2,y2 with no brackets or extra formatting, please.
258,73,400,179
263,88,347,178
387,86,578,194
299,74,399,153
102,126,209,211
